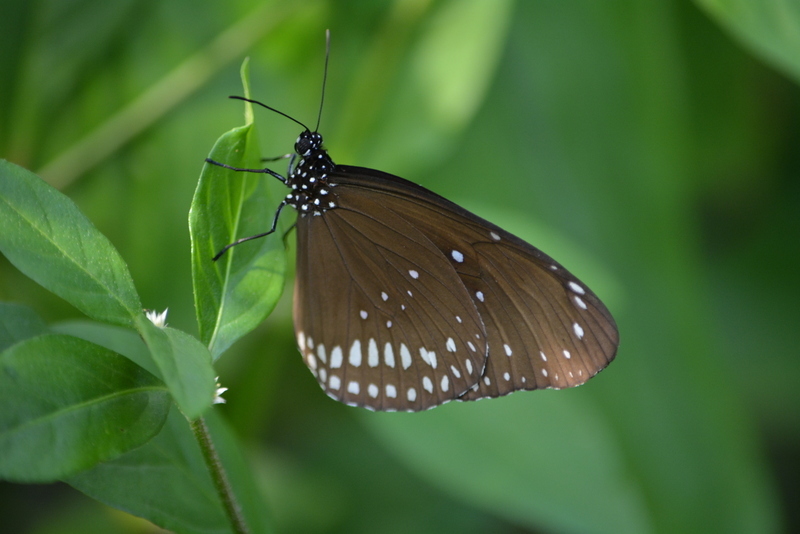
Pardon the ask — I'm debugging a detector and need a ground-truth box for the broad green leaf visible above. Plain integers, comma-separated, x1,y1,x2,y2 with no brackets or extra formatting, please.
134,314,216,421
366,392,650,534
190,60,287,359
68,407,274,534
0,302,47,352
0,160,141,326
52,319,159,378
697,0,800,86
0,334,169,482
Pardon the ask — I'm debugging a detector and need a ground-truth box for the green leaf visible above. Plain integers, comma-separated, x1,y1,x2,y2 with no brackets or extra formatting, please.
0,160,142,326
67,407,274,534
0,302,47,352
134,315,216,421
190,60,287,360
0,334,170,482
696,0,800,86
52,319,159,378
365,392,650,534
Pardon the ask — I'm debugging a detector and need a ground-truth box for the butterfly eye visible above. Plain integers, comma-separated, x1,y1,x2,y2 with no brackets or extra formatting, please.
294,134,312,156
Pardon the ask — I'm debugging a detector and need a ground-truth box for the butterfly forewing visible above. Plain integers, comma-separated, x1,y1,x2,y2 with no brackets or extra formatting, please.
330,166,618,401
293,191,488,411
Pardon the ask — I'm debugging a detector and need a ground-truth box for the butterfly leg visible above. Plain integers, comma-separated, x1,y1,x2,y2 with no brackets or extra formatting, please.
205,158,286,184
261,154,292,163
212,200,290,261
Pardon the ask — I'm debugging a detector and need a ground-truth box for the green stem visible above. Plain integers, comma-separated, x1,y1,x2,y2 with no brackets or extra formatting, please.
190,416,249,534
37,1,311,190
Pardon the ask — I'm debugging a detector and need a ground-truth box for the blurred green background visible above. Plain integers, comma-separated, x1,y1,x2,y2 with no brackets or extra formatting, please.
1,0,798,532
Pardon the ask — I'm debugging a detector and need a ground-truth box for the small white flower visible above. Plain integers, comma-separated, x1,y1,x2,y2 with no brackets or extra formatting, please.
213,377,228,404
145,308,169,328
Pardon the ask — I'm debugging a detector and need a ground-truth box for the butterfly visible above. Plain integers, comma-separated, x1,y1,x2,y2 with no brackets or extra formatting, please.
207,34,618,412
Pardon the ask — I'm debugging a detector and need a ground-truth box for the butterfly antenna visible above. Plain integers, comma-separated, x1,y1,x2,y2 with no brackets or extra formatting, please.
228,96,312,132
314,29,331,133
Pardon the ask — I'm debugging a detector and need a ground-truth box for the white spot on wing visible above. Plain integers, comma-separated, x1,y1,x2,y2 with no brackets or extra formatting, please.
408,269,419,279
307,337,315,350
407,387,417,402
503,372,511,381
446,337,456,352
386,384,397,398
540,351,547,362
573,323,585,339
451,250,464,263
568,281,586,295
400,343,412,370
450,365,461,378
504,343,512,356
467,341,476,352
475,291,484,302
368,338,379,367
490,231,501,241
331,346,343,368
329,375,341,390
441,375,450,392
316,344,327,364
574,295,588,309
349,340,362,367
466,359,473,375
381,291,389,301
297,331,306,351
384,343,395,368
563,350,571,359
347,381,360,394
360,310,368,320
368,384,379,398
307,353,317,370
420,348,437,368
423,376,434,393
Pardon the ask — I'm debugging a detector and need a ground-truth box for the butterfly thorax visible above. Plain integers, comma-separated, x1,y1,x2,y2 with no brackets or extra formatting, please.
285,130,338,217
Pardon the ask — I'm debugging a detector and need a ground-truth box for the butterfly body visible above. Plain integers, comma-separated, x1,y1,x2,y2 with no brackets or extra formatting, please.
278,130,619,412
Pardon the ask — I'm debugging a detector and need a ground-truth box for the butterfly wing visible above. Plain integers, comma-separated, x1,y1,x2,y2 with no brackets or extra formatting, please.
330,165,619,401
293,191,488,411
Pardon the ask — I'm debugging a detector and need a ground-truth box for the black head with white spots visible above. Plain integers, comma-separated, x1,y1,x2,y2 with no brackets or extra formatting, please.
295,130,323,157
285,130,338,217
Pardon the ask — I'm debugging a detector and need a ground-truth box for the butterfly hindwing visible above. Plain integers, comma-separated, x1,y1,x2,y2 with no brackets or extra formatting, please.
331,166,618,401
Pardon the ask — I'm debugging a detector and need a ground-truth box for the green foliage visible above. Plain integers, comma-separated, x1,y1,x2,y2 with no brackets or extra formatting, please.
0,160,141,326
190,61,287,360
0,61,280,531
368,392,649,534
68,409,272,534
0,333,170,482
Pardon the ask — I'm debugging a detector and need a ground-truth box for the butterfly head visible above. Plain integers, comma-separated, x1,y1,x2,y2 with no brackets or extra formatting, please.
295,131,324,158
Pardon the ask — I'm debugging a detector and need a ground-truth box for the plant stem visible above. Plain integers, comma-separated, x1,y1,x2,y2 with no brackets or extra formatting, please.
190,416,250,534
37,1,306,190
